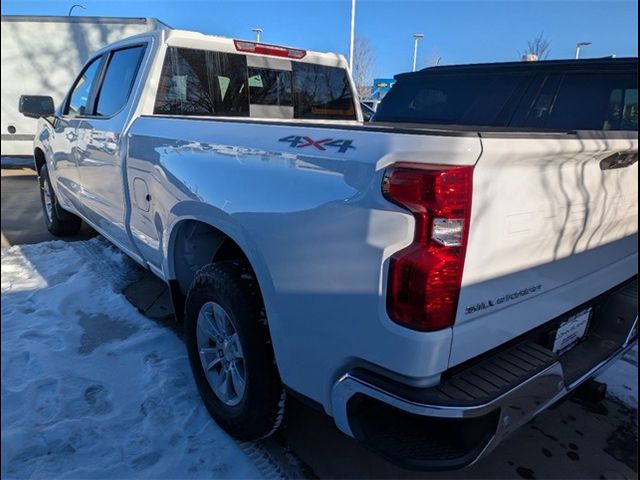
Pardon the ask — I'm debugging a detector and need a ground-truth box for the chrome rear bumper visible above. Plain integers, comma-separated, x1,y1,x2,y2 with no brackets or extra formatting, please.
331,280,637,470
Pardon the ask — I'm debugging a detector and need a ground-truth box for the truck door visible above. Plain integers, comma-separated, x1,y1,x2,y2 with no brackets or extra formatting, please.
49,54,105,216
75,44,147,255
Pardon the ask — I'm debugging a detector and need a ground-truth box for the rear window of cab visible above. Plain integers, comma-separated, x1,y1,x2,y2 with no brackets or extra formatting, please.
154,46,356,120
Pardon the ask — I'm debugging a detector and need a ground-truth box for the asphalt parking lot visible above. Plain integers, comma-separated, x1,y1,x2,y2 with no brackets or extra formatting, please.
0,165,95,247
1,165,637,479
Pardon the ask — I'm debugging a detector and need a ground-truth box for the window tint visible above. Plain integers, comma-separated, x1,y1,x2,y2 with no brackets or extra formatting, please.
95,46,146,117
516,74,563,128
374,72,531,126
154,48,356,120
66,56,103,117
517,72,637,131
292,63,356,120
604,85,637,130
154,47,249,116
619,88,638,130
248,68,292,106
546,73,636,130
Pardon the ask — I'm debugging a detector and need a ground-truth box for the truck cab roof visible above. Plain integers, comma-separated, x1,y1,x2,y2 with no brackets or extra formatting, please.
94,28,348,69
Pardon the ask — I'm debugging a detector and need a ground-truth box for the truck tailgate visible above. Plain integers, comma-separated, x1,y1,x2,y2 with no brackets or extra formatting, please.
451,133,638,366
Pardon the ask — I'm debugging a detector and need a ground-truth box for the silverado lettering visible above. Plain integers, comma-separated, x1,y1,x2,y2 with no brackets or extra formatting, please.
465,284,543,314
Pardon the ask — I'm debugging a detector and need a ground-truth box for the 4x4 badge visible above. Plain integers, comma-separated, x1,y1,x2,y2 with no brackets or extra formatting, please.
279,135,355,153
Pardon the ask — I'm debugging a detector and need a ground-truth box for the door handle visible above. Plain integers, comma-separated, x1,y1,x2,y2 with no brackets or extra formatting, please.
599,152,638,170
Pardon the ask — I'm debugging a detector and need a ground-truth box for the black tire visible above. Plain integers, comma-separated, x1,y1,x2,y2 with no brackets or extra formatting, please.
38,164,82,236
185,261,285,441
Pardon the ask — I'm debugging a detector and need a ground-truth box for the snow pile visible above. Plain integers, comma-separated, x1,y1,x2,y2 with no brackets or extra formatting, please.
1,238,262,479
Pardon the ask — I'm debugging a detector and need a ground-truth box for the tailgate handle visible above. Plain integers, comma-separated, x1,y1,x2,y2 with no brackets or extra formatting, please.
599,152,638,170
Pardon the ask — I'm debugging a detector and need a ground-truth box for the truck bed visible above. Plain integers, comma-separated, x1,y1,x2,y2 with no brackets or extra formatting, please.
125,115,637,408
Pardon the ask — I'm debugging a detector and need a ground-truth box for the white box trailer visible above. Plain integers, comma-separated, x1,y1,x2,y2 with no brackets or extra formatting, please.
1,15,169,156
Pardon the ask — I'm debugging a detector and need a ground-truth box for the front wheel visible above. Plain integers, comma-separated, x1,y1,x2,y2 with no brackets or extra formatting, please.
38,164,82,236
185,261,285,441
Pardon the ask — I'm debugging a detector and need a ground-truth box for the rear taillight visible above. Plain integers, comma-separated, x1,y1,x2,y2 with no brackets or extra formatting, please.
233,40,307,59
383,163,473,331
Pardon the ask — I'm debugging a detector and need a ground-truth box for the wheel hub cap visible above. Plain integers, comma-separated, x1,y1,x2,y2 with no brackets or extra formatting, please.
196,301,246,406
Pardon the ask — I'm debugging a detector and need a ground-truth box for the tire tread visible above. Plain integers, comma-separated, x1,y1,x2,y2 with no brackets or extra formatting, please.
185,260,285,441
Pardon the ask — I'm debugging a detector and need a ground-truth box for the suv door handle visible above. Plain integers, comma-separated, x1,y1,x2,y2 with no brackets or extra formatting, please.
600,152,638,170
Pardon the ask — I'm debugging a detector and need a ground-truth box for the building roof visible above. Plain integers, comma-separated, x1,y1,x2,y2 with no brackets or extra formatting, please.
0,15,171,28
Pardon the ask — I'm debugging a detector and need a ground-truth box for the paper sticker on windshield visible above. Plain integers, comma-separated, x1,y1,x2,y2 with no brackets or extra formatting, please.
279,135,355,153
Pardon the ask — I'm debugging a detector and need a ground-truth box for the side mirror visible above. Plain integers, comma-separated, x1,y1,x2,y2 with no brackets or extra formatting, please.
19,95,55,118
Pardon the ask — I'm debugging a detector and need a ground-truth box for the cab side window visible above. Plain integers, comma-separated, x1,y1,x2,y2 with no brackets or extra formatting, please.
513,72,638,131
604,85,638,131
519,74,563,128
545,73,637,130
95,46,146,117
65,56,104,117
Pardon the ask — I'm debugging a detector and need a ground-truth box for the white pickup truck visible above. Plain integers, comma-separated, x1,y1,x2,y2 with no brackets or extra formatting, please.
21,28,638,470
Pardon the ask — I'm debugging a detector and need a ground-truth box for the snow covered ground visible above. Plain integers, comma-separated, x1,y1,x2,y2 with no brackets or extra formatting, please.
1,236,637,479
1,238,265,479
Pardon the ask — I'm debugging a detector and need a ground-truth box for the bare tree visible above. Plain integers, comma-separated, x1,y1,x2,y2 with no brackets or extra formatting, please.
424,47,443,67
520,32,551,60
353,36,376,98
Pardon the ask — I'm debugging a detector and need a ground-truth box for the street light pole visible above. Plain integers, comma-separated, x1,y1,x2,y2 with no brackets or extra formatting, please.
412,33,424,72
349,0,356,71
252,28,263,42
575,41,592,59
68,4,86,16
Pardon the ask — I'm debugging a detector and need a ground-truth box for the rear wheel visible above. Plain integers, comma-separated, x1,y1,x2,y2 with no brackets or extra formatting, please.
38,164,82,236
185,261,285,440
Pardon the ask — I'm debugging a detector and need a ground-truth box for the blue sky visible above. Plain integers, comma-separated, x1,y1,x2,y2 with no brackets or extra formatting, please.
2,0,638,81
